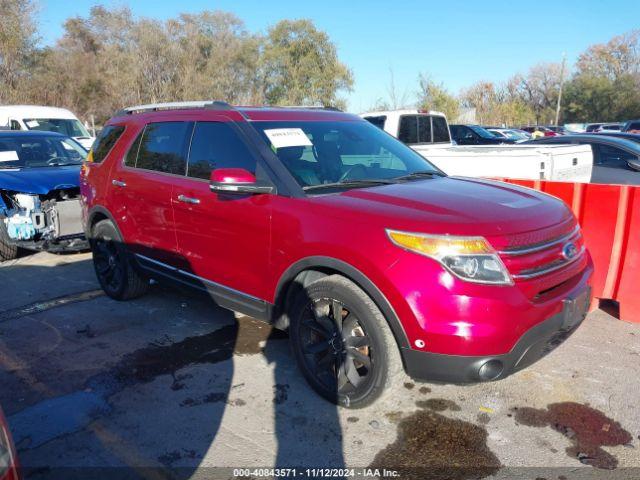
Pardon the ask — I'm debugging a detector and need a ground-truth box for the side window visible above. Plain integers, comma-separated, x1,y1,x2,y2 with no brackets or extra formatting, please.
125,130,142,167
398,116,418,144
364,116,386,130
595,144,634,167
462,126,475,138
90,125,125,163
10,120,21,131
417,116,432,143
136,122,191,175
432,116,451,143
187,122,256,180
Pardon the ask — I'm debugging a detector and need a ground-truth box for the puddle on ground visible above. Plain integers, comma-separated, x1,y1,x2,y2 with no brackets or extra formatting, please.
370,409,501,480
512,402,632,469
416,398,461,412
114,317,287,384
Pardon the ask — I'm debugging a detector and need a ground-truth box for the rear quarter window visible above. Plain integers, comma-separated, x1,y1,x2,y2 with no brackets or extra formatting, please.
432,116,450,143
90,125,125,163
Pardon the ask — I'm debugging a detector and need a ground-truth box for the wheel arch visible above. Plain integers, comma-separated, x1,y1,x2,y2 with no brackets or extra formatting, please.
273,256,410,351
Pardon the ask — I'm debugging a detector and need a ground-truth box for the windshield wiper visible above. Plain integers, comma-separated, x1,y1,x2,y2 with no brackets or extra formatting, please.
393,171,445,181
303,178,396,192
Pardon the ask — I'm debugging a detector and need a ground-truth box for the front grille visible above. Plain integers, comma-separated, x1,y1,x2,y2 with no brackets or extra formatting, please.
498,224,585,282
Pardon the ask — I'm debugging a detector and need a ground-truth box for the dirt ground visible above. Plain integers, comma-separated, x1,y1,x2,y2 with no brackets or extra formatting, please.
1,251,639,479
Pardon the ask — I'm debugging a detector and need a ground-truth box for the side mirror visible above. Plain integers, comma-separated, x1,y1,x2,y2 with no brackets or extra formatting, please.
209,168,274,194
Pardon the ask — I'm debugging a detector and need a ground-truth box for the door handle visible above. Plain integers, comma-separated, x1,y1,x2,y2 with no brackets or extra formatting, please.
112,179,127,188
177,194,200,205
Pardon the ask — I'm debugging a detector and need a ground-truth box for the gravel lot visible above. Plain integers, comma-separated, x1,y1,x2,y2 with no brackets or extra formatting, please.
0,251,639,480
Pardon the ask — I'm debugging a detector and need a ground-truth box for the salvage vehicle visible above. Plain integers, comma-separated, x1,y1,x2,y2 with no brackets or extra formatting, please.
0,131,87,261
0,105,95,149
361,110,593,182
82,101,593,408
0,406,18,480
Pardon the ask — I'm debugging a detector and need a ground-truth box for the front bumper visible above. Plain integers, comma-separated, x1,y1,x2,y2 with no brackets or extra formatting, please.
403,285,591,383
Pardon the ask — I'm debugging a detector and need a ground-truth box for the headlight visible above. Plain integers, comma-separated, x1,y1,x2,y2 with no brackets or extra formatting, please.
386,229,513,285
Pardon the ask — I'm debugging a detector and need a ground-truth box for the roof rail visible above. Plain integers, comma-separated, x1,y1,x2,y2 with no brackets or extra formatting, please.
269,105,343,112
115,100,234,116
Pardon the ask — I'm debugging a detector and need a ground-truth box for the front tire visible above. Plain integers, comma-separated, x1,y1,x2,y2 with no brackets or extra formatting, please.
0,218,19,261
288,274,403,408
90,219,149,300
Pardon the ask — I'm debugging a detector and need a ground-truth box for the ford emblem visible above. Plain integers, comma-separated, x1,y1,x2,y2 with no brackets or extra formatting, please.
562,242,578,260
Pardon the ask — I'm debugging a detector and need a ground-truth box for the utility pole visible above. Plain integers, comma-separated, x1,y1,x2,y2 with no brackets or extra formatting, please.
555,53,566,126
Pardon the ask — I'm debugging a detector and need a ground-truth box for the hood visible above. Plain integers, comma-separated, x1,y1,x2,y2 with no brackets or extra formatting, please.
0,165,80,194
312,176,573,239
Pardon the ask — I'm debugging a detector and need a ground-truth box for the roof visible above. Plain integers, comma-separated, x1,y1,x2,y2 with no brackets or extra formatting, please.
359,109,447,118
0,130,67,138
0,105,78,119
109,101,360,123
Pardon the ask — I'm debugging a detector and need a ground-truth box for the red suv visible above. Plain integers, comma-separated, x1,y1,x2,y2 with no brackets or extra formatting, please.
81,101,593,407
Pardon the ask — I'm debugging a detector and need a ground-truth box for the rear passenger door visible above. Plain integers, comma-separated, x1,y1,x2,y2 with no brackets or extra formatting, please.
109,120,192,267
171,119,272,307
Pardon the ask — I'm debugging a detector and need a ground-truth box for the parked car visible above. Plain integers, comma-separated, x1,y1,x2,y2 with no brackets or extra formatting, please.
520,126,557,137
0,105,95,149
361,111,592,182
622,119,640,134
0,131,87,261
82,101,593,407
545,126,568,135
0,406,18,480
487,128,531,142
525,134,640,184
449,124,515,145
596,123,622,132
361,109,452,147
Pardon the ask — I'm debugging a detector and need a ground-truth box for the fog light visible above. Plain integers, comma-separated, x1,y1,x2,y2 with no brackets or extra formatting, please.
478,360,503,380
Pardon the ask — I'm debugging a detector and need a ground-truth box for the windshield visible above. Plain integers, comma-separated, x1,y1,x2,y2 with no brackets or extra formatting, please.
469,125,497,139
23,118,90,138
253,120,442,190
0,135,87,168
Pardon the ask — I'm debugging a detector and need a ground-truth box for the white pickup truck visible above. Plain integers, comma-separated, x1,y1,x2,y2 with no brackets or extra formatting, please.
360,109,593,182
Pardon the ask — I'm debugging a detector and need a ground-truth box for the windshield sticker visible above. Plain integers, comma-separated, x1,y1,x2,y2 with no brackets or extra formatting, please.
25,120,39,128
0,151,19,162
264,128,312,149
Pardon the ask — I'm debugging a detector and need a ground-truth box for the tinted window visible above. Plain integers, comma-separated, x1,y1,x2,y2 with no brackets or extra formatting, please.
187,122,256,180
10,120,21,130
364,116,386,130
398,116,418,144
417,116,432,143
90,125,124,163
626,122,640,131
135,122,191,175
596,144,635,167
432,116,450,143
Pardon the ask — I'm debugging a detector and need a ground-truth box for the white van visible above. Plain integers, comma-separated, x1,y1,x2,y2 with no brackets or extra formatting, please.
0,105,95,149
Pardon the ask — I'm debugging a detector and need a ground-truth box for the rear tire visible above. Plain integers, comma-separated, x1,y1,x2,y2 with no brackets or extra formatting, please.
288,274,403,408
0,218,19,262
90,219,149,300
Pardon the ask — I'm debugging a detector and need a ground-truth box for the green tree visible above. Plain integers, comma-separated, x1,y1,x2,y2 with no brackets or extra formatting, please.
260,19,353,108
417,74,459,121
0,0,39,101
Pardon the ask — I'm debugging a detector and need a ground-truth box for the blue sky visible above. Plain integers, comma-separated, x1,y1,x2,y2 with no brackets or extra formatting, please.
37,0,640,111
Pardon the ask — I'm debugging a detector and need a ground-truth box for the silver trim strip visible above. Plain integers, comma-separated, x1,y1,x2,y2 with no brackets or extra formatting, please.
499,225,581,256
512,246,586,280
135,253,263,303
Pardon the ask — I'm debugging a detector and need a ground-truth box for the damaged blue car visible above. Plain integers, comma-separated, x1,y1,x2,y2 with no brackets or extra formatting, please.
0,131,87,261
